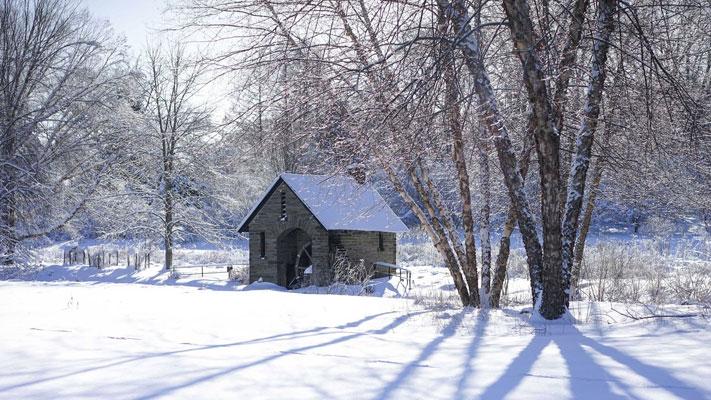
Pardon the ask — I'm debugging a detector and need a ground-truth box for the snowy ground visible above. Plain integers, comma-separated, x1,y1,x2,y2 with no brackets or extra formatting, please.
2,236,710,399
1,276,710,399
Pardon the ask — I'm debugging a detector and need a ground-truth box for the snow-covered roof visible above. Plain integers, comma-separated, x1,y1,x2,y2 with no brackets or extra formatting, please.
237,173,409,233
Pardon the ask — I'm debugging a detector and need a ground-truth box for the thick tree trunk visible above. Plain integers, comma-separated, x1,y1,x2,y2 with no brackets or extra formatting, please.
489,0,589,308
561,0,617,305
501,0,566,319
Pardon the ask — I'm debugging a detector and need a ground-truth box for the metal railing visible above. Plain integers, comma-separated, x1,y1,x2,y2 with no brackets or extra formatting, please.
371,262,412,291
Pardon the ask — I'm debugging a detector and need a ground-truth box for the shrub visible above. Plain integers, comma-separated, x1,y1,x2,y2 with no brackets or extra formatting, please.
228,265,249,283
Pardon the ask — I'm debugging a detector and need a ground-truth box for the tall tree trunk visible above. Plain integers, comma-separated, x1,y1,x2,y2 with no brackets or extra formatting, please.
490,128,535,307
472,0,491,308
440,10,480,305
490,0,588,308
438,0,545,313
477,124,492,306
163,128,175,270
571,158,604,296
0,131,16,265
561,0,617,306
164,182,174,270
336,5,477,307
555,0,590,216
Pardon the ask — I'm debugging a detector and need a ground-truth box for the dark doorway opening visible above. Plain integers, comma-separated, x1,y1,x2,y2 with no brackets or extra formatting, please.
277,228,312,288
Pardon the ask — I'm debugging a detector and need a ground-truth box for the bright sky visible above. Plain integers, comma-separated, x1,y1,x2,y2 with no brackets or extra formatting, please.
82,0,231,120
82,0,168,54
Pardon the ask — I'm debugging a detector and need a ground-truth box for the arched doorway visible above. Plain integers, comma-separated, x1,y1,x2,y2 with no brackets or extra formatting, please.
276,228,312,289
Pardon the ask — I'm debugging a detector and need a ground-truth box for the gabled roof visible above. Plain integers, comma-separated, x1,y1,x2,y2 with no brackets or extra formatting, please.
237,173,409,233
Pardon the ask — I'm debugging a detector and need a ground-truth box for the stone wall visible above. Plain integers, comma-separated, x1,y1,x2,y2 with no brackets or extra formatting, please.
329,230,397,270
247,181,329,286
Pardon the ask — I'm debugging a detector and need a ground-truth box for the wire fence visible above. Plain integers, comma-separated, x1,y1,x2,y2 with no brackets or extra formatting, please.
170,263,249,280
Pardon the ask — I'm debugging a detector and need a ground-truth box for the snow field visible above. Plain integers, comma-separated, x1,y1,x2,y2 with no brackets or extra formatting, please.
2,235,710,399
1,280,709,399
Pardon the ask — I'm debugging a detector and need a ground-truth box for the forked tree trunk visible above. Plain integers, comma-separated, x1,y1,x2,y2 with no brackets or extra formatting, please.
501,0,567,319
490,0,589,308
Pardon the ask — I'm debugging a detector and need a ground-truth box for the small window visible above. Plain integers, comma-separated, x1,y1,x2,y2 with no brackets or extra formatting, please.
280,191,287,220
378,232,384,251
260,232,266,258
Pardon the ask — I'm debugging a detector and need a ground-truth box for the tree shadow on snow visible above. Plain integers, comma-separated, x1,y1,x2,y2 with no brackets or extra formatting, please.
476,324,705,400
126,309,428,400
371,308,706,400
374,309,479,400
0,310,412,397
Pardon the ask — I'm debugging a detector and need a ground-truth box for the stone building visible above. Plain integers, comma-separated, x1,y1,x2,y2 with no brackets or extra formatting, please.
237,173,408,288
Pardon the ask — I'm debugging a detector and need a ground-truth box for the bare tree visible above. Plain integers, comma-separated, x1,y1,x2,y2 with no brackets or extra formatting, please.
0,0,126,263
118,43,214,269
